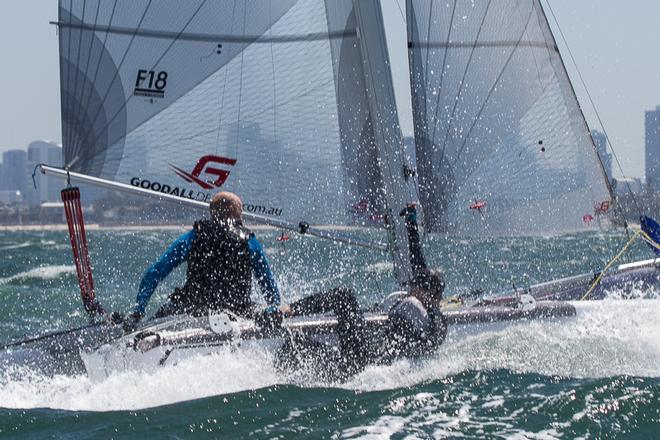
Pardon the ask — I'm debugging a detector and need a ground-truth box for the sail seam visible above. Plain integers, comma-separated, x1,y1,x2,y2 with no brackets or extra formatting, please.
408,41,557,51
69,0,118,167
452,3,538,177
425,0,458,181
51,21,356,43
71,0,155,163
63,0,74,155
436,0,493,178
70,0,102,158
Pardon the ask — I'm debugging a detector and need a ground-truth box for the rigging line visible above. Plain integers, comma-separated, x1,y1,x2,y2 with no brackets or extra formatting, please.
268,1,277,152
522,2,546,93
150,76,336,150
437,0,493,162
68,0,86,147
452,2,535,168
74,0,212,164
67,1,87,150
543,1,640,215
427,0,458,167
422,0,435,93
393,0,406,23
235,2,247,146
214,0,237,153
63,0,74,150
70,0,102,155
71,0,155,159
71,0,118,164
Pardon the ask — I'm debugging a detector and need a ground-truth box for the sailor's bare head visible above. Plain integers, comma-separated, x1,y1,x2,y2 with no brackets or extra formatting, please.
210,191,243,221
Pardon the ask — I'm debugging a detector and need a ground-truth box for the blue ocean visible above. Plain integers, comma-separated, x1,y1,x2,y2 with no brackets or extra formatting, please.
0,228,658,438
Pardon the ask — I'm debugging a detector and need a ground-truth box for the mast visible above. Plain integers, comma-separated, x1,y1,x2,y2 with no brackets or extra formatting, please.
353,0,416,285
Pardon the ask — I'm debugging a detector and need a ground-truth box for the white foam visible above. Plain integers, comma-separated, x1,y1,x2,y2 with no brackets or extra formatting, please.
348,299,660,392
0,265,76,285
0,345,279,412
0,242,32,251
0,299,658,412
365,262,394,273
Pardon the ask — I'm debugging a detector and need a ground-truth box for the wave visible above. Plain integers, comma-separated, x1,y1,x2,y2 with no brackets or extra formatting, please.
0,298,658,412
0,265,76,285
0,242,32,251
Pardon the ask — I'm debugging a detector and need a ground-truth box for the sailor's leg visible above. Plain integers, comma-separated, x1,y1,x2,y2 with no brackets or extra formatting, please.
289,287,359,317
289,288,369,375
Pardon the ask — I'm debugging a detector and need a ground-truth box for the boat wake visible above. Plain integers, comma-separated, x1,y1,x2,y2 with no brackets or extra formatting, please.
0,299,657,412
0,265,76,285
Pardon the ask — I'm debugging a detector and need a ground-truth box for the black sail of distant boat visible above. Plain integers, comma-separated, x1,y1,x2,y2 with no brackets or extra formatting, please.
406,0,613,235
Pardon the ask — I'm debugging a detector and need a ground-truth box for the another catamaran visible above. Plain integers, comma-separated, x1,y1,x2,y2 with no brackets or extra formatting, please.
3,0,658,377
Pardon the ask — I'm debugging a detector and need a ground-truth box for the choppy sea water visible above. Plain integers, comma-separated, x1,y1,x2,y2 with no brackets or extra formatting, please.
0,228,658,438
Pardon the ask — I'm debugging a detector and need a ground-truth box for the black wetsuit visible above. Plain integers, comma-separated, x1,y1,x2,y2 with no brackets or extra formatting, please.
277,287,445,381
276,207,445,381
155,219,254,318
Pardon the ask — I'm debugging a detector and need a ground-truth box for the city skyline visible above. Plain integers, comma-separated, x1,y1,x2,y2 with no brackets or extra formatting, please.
0,1,658,179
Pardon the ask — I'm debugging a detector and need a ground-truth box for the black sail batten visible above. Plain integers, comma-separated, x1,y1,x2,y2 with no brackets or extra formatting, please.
52,21,357,44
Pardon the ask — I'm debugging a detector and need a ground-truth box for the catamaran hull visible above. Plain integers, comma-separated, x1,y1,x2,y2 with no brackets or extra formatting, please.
5,256,658,380
77,299,575,380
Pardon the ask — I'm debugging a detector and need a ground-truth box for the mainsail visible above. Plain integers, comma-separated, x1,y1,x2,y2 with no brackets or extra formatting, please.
57,0,416,282
58,0,402,227
407,0,612,236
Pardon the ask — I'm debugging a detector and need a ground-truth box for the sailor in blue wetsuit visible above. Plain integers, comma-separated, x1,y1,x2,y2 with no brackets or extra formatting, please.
124,191,280,329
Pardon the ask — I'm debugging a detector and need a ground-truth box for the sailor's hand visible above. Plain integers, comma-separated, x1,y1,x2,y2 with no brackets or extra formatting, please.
123,311,143,333
399,204,418,222
104,311,124,326
280,304,292,317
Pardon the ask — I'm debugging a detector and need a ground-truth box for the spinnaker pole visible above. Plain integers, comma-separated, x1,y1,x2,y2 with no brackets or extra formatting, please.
39,164,388,252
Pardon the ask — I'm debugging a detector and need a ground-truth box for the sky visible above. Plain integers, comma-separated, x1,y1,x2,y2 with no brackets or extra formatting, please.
0,0,658,178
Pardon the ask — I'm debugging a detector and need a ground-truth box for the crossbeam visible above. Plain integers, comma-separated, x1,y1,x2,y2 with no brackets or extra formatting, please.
39,164,388,251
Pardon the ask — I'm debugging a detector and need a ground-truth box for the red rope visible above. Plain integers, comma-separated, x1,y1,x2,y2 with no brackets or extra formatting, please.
62,187,104,316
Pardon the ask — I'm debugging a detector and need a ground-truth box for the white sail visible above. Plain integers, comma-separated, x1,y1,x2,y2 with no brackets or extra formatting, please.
406,0,613,236
57,0,421,283
58,0,396,227
353,0,416,283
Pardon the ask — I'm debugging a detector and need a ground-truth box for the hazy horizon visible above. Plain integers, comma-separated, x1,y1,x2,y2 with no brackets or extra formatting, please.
0,0,658,179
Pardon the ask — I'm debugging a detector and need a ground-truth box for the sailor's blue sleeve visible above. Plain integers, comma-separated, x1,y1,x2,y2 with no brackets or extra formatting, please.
248,235,280,312
133,230,195,315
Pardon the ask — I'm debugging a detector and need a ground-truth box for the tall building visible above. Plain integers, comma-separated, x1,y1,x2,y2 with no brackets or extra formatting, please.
646,106,660,192
26,140,63,205
1,150,28,197
591,129,613,183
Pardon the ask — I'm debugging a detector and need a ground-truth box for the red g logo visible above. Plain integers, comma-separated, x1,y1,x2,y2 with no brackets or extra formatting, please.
169,155,237,190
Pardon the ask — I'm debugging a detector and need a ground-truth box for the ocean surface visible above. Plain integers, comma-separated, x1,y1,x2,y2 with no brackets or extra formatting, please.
0,228,658,439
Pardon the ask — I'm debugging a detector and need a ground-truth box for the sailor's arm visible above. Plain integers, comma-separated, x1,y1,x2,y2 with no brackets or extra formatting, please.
400,205,428,276
132,230,195,316
247,234,281,312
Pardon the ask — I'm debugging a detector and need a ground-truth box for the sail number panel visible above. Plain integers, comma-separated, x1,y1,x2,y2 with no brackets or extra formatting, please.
134,70,168,99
